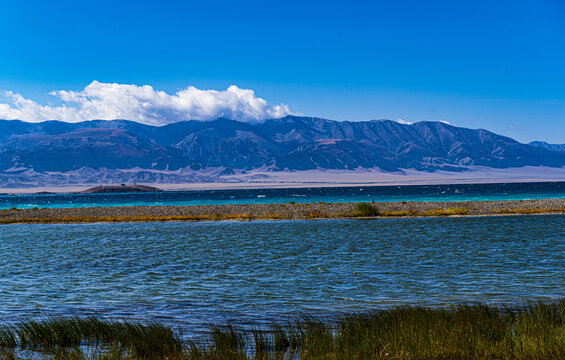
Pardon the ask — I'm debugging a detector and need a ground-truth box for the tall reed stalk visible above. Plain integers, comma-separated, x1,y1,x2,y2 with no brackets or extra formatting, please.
0,300,564,359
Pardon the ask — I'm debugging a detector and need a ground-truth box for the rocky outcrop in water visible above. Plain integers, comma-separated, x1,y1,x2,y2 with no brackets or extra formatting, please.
79,185,162,193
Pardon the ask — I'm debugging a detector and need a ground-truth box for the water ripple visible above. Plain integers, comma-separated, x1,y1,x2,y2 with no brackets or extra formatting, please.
1,216,564,336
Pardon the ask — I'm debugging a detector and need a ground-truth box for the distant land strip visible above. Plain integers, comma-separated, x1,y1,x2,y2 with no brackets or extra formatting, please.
1,199,565,224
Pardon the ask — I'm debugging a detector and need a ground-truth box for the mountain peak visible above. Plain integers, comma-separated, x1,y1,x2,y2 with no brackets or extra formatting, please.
1,117,564,186
529,141,565,151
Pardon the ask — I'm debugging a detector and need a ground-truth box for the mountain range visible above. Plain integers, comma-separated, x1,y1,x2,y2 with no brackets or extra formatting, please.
528,141,565,152
1,116,564,187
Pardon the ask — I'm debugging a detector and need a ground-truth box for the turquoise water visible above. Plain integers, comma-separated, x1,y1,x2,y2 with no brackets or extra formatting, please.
1,215,564,337
1,181,565,209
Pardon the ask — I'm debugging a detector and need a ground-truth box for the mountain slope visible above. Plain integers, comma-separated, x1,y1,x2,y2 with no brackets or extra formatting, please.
1,116,564,185
529,141,565,152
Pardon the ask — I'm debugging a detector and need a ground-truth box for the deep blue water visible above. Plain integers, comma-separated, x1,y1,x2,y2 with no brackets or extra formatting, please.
1,216,564,338
1,181,565,209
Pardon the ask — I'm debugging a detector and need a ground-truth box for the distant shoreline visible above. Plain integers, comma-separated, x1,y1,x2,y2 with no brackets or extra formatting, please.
1,198,564,224
3,177,565,195
2,165,565,195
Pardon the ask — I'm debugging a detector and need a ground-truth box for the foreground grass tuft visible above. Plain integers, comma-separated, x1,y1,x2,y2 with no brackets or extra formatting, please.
1,300,565,359
7,317,183,359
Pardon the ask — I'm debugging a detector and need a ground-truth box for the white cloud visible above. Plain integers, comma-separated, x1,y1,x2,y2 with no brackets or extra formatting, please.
0,81,295,125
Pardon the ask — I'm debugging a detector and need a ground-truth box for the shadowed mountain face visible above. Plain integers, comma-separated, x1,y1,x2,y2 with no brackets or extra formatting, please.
1,116,564,181
529,141,565,152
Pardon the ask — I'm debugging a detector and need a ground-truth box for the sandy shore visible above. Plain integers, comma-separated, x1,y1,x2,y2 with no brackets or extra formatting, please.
3,166,565,194
1,198,564,224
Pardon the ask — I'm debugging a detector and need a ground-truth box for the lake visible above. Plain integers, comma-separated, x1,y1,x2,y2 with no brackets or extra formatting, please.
2,181,565,209
1,215,563,338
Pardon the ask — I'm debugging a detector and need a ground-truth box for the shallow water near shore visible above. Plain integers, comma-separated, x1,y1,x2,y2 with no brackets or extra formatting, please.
1,181,565,209
1,215,564,339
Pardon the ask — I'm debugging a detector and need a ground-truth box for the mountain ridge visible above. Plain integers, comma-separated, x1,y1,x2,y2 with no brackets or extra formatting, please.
1,115,564,186
529,141,565,152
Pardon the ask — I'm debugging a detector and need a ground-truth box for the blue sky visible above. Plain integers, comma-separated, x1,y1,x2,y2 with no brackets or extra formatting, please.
0,0,564,142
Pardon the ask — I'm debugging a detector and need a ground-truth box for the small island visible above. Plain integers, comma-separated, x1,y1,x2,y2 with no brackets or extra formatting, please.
79,185,162,194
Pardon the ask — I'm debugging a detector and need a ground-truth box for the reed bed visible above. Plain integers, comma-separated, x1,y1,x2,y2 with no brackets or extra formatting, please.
1,300,564,359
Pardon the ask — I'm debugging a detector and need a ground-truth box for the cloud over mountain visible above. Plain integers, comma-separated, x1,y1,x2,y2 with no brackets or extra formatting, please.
0,82,294,125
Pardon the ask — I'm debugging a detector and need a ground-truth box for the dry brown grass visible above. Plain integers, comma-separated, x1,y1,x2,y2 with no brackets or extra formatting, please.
492,208,565,215
422,207,469,216
308,211,326,218
221,213,253,220
257,213,287,220
381,210,417,217
380,208,469,217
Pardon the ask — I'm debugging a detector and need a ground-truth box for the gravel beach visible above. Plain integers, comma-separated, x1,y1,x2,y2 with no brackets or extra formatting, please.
1,198,565,224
